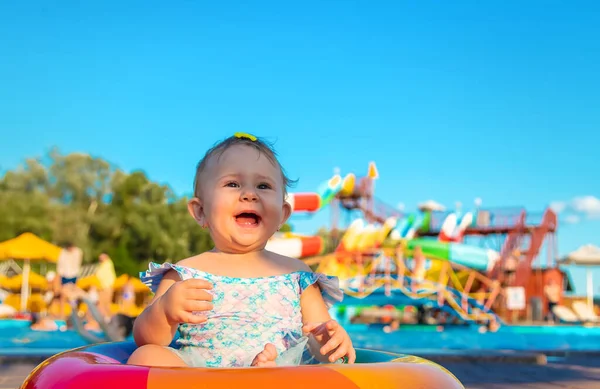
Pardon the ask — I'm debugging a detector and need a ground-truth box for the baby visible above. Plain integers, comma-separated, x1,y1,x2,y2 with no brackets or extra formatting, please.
127,133,355,368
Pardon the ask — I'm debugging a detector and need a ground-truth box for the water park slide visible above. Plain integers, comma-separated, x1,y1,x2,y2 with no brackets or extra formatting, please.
438,212,473,242
320,218,502,320
265,234,324,258
339,217,500,273
266,172,354,259
405,238,500,273
341,279,501,326
284,165,376,212
513,208,557,286
389,209,473,242
285,172,349,212
317,257,500,325
338,218,397,252
390,213,429,240
270,165,382,259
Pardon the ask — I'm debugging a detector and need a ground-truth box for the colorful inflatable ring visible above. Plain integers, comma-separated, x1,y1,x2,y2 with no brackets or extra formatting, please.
21,341,464,389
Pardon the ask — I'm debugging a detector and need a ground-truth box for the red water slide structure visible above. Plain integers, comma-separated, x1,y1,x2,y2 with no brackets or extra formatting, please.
425,207,558,288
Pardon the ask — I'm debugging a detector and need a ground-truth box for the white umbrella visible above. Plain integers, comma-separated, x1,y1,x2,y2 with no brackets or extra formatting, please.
417,200,446,212
559,244,600,311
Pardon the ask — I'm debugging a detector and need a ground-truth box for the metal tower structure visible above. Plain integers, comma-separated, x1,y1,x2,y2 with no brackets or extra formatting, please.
422,207,558,288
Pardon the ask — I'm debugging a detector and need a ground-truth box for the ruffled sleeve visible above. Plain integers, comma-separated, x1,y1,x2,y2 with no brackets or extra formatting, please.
140,262,187,294
298,272,344,308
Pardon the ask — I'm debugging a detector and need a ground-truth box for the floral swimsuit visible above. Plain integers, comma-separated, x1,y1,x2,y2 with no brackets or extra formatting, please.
141,262,343,368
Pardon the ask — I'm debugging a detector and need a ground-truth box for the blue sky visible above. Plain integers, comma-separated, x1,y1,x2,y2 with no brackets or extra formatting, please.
1,1,599,296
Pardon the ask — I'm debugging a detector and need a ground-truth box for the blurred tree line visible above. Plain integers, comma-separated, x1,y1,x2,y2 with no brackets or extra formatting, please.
0,149,339,277
0,149,215,276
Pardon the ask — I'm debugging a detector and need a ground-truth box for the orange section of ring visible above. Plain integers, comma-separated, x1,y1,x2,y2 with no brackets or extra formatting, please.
327,357,464,389
147,365,360,389
145,360,464,389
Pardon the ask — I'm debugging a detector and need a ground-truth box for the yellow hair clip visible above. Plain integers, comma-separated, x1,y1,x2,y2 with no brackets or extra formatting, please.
234,132,257,141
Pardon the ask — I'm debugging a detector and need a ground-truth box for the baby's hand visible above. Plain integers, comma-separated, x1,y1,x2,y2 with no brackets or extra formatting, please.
303,320,356,364
159,279,213,325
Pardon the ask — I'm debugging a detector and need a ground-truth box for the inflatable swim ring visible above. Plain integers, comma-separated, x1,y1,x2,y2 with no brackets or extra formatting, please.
20,341,464,388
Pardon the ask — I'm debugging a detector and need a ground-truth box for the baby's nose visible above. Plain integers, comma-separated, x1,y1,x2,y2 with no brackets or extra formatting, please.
241,190,258,201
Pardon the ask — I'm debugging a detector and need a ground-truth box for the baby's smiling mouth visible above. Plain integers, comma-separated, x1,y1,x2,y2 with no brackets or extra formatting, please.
235,211,261,227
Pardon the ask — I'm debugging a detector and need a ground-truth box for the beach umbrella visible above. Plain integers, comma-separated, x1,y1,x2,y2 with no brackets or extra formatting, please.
0,233,62,311
559,244,600,311
417,200,446,212
2,272,48,290
113,274,150,293
76,275,102,290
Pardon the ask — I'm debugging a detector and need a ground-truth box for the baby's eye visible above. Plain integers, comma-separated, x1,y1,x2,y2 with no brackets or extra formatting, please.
225,181,240,188
257,183,272,190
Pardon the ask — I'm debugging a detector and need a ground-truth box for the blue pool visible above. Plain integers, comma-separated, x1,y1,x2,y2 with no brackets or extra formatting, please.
2,318,600,357
346,323,600,353
0,319,91,356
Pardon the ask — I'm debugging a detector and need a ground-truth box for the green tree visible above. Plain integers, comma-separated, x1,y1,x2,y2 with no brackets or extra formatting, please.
279,223,293,233
0,149,215,276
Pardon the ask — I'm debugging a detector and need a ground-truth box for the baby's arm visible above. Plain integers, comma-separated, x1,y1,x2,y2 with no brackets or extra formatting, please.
132,270,180,347
300,282,355,363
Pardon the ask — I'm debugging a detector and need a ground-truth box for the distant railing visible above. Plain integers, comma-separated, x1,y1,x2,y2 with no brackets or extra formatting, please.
427,207,551,233
372,197,405,220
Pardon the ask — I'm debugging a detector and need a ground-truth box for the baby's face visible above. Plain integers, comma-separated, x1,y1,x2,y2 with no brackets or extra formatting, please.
194,144,291,253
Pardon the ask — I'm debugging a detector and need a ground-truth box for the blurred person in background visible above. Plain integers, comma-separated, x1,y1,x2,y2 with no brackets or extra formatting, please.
119,278,136,315
96,253,116,322
544,278,561,323
55,241,83,320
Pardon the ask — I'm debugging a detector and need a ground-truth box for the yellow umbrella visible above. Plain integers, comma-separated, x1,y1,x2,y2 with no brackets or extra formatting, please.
3,272,48,290
0,232,62,311
113,274,129,289
77,275,102,290
0,233,62,263
131,278,150,293
113,274,150,293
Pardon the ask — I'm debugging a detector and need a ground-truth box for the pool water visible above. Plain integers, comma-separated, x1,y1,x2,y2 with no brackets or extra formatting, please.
1,318,600,357
347,323,600,352
0,319,115,356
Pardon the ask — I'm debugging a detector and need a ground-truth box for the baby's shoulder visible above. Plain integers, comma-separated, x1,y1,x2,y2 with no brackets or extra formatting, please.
174,254,206,269
154,253,209,279
142,255,212,294
268,253,344,307
268,252,313,274
177,250,221,267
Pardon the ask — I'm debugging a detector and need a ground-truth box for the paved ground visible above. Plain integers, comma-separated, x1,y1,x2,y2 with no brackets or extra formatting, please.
442,356,600,389
1,355,600,388
0,358,43,389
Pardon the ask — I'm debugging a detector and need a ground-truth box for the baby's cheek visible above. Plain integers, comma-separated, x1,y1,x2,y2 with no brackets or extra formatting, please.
212,198,234,214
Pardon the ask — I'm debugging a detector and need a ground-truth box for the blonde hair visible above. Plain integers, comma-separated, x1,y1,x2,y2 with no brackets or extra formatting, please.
193,135,296,198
